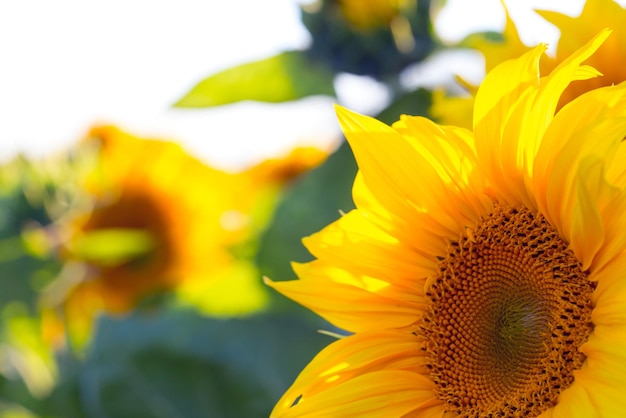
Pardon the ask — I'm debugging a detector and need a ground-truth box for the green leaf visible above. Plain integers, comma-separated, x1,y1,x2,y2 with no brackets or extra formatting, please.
0,372,43,417
174,51,336,108
69,229,156,267
256,140,357,289
459,31,505,49
376,88,432,124
52,310,332,418
0,193,60,312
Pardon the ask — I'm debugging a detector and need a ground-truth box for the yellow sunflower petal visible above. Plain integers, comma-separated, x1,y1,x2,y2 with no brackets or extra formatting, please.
392,116,492,219
537,0,626,108
568,160,608,269
532,84,626,269
566,325,626,416
591,255,626,326
429,89,475,130
474,30,609,209
271,28,626,417
273,370,441,418
473,43,544,135
518,30,609,170
606,139,626,188
266,261,423,333
473,44,545,206
336,105,491,257
570,158,626,271
336,105,460,237
303,209,436,286
352,172,448,258
270,330,434,416
534,84,626,212
549,381,598,418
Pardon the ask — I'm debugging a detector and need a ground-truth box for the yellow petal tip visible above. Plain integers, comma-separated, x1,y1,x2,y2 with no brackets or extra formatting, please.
334,104,392,135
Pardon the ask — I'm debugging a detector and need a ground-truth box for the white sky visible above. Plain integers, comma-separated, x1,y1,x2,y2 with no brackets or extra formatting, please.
0,0,586,170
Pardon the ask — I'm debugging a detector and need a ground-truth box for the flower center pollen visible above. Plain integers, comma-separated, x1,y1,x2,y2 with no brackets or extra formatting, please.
421,204,596,417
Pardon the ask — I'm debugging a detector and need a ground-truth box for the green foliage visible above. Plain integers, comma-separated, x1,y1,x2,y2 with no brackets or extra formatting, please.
69,229,156,267
300,0,435,79
46,310,331,418
0,373,42,417
459,31,506,48
174,51,336,108
376,88,433,124
257,140,358,286
0,180,60,312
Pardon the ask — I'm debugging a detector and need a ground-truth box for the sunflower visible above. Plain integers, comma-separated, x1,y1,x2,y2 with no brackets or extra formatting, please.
336,0,414,31
244,146,329,188
432,0,626,127
45,126,327,346
266,30,626,417
66,126,241,313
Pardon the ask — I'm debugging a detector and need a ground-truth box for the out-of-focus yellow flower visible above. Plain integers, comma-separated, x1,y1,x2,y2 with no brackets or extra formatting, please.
69,126,240,312
433,0,626,127
245,146,328,187
267,31,626,417
337,0,414,31
43,126,328,347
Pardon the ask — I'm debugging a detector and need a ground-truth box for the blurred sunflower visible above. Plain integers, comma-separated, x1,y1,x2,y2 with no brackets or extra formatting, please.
43,126,328,347
301,0,432,79
432,0,626,127
337,0,414,31
267,30,626,417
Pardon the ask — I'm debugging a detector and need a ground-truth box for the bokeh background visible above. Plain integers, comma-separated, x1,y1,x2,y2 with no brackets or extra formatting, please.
0,0,593,416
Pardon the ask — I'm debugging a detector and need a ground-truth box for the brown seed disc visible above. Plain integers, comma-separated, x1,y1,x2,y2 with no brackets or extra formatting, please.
420,204,596,417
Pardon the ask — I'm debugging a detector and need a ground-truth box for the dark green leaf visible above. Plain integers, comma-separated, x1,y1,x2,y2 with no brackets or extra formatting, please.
174,51,336,108
55,310,331,418
256,140,357,290
300,0,436,79
0,371,43,416
376,88,432,124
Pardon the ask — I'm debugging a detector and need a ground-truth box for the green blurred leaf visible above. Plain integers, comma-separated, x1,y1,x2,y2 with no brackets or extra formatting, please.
375,88,432,124
50,310,331,418
41,349,88,418
459,31,505,49
300,0,435,79
0,405,39,418
256,140,357,289
0,159,69,312
0,373,42,417
0,243,56,312
174,51,336,108
70,229,156,267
